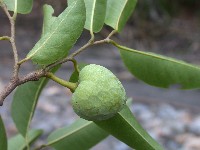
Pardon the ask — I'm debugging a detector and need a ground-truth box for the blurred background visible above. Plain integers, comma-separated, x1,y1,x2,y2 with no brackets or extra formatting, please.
0,0,200,149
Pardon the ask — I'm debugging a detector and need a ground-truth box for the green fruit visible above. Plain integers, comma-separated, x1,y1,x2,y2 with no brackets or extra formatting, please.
72,64,126,121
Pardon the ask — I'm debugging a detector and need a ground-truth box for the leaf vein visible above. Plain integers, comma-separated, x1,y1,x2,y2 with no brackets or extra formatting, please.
116,0,128,30
47,121,92,146
25,79,46,140
26,1,77,60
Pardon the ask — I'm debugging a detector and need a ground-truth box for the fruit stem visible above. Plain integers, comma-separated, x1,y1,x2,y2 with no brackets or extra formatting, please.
70,58,80,73
46,72,78,92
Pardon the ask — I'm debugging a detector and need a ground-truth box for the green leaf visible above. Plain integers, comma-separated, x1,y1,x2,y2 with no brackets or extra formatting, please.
42,4,56,37
105,0,137,32
84,0,107,33
95,105,163,150
118,44,200,89
69,63,87,83
69,69,79,83
8,129,42,150
11,66,59,137
67,0,73,6
27,0,86,65
47,119,108,150
3,0,33,14
68,0,106,33
11,79,47,137
0,116,7,150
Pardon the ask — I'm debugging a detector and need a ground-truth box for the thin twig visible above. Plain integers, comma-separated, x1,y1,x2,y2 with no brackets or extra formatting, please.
1,3,12,20
46,72,78,92
46,40,92,70
46,38,108,71
0,69,46,106
1,2,19,77
107,30,117,39
0,36,10,41
12,0,18,20
69,58,80,73
10,15,19,77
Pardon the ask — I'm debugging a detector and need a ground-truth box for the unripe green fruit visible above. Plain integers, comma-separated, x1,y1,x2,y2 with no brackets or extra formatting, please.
72,64,126,121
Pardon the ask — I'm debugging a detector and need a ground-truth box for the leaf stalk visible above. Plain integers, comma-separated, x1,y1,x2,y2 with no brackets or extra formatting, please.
46,72,78,92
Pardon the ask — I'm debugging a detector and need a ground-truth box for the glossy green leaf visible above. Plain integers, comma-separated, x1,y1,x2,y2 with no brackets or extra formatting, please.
69,69,79,84
68,0,106,33
27,0,86,65
8,129,42,150
84,0,107,33
105,0,137,32
0,116,7,150
11,66,59,137
42,4,56,37
3,0,33,14
69,63,87,83
11,79,48,137
67,0,73,6
47,119,108,150
118,44,200,89
95,105,163,150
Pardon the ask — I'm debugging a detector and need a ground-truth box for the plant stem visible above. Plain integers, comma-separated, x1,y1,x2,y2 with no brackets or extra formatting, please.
46,37,107,71
90,30,95,43
17,58,29,65
46,40,92,70
107,30,117,39
46,72,78,92
0,36,10,41
1,2,19,78
0,70,45,106
1,3,12,20
13,0,18,20
108,39,133,52
70,58,80,73
10,15,19,77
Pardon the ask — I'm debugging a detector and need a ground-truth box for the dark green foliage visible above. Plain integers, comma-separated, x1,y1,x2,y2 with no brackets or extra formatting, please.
47,119,108,150
0,116,7,150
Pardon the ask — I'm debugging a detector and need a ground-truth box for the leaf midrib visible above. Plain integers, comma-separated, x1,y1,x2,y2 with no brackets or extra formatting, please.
47,121,92,146
116,0,128,30
27,1,77,59
20,131,41,150
118,44,200,71
119,111,160,149
25,79,46,141
90,0,96,32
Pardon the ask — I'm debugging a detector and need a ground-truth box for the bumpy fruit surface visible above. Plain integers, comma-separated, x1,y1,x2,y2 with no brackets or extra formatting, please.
72,64,126,121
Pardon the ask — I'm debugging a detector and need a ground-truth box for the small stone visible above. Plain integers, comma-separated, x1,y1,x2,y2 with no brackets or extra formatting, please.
188,116,200,135
132,103,154,123
175,133,192,144
37,101,59,113
157,104,179,120
184,136,200,150
43,86,63,97
169,121,186,134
